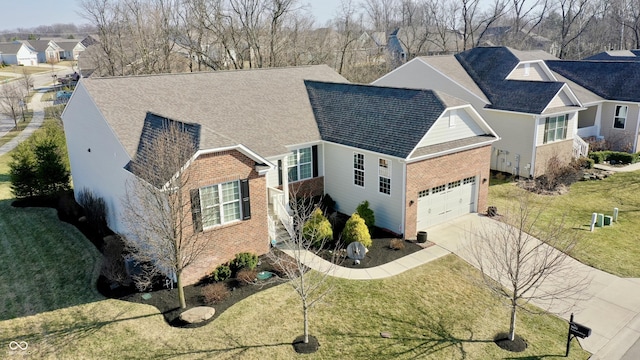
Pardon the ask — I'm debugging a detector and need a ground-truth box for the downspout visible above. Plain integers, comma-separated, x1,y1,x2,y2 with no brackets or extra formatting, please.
595,104,602,137
530,115,539,178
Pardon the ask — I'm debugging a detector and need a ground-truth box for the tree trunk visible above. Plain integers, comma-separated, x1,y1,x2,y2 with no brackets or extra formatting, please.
509,303,517,341
303,301,309,343
177,270,186,309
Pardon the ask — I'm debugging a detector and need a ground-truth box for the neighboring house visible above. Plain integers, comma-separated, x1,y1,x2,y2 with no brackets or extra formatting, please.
62,64,497,285
374,46,585,178
477,26,557,55
583,49,640,61
21,40,62,63
546,59,640,152
0,42,38,66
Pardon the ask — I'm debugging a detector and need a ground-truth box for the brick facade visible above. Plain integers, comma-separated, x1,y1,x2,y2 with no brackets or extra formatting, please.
181,149,269,285
288,176,325,198
534,140,574,178
404,145,492,239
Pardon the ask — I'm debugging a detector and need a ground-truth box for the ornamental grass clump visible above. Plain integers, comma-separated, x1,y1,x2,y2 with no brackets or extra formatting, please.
342,213,372,248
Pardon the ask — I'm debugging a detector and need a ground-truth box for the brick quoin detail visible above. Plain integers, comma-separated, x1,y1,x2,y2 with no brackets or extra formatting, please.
181,150,269,285
404,145,492,239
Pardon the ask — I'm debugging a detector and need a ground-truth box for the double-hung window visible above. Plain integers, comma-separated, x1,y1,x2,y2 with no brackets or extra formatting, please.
614,105,628,129
354,152,364,187
543,114,568,143
288,147,312,182
199,180,241,229
378,158,391,195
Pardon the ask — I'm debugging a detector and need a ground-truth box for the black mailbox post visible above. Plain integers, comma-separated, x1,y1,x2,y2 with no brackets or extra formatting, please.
566,313,591,357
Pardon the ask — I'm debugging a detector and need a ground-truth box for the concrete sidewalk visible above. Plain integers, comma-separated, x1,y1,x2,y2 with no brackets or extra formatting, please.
0,90,46,156
282,213,640,359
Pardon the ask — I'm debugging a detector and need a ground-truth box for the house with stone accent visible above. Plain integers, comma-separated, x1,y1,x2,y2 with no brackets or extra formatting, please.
373,46,586,178
62,65,497,285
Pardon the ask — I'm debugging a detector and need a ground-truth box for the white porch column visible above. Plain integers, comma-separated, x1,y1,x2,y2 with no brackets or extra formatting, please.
282,155,290,211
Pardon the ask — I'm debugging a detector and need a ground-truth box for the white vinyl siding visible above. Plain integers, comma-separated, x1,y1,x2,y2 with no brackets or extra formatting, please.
548,91,575,109
324,144,404,234
418,108,485,148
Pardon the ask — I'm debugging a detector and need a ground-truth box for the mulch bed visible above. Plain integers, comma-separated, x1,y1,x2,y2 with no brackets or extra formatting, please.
320,237,432,268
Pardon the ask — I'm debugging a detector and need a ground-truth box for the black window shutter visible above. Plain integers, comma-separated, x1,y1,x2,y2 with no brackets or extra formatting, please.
312,145,318,177
190,188,202,232
278,160,283,186
240,178,251,220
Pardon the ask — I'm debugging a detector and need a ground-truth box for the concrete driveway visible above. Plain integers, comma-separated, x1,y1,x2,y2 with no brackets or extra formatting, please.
427,213,640,360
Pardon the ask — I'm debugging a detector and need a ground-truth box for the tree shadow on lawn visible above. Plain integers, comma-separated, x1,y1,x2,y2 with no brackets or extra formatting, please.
0,302,161,356
322,308,494,359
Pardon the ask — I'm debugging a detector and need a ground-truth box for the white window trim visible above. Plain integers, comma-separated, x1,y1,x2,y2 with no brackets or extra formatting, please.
354,152,365,188
614,105,628,130
544,114,569,144
200,180,241,230
288,147,313,183
378,157,391,195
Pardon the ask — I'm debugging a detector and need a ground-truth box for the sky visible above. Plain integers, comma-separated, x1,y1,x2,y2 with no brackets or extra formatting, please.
0,0,344,32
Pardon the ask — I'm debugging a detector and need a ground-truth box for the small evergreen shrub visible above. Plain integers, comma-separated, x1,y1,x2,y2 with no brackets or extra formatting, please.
590,151,638,165
356,200,375,232
303,207,333,247
389,239,405,250
202,282,230,304
237,268,258,284
342,213,372,248
320,193,336,213
78,188,109,237
212,264,231,281
231,252,258,272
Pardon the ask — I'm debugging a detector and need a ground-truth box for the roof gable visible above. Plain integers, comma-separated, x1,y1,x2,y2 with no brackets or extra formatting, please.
546,60,640,102
305,80,447,158
455,47,565,113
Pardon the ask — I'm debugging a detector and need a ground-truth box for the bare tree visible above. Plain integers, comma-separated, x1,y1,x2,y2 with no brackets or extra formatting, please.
469,190,589,342
267,190,340,352
0,82,25,129
121,119,203,309
557,0,599,58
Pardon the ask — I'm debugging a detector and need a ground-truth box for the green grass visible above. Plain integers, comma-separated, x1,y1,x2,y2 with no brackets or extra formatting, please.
0,153,10,200
0,65,49,75
0,196,590,358
489,172,640,277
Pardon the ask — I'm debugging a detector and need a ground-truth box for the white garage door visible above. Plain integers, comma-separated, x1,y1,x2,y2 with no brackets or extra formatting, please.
416,176,477,230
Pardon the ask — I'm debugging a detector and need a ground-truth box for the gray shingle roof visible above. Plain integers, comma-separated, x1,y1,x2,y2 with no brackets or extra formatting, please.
75,65,348,159
455,47,565,113
126,112,201,186
583,50,640,61
305,80,447,158
0,42,24,54
546,60,640,102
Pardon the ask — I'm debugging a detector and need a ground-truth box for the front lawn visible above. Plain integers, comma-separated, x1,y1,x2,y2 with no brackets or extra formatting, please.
0,200,589,359
489,171,640,277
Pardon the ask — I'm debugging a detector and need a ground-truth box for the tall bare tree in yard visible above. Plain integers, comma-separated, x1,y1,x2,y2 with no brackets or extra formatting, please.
470,190,589,344
268,190,340,353
121,119,203,309
0,82,25,129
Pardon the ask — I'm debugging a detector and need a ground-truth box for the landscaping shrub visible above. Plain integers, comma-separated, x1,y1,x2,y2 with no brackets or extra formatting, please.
589,150,638,165
77,188,109,237
100,235,130,287
342,213,372,248
211,264,231,281
202,282,230,304
389,239,405,250
237,268,258,284
574,157,594,169
320,193,336,213
9,121,70,198
356,200,375,232
303,208,333,247
231,252,258,272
